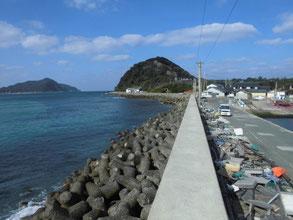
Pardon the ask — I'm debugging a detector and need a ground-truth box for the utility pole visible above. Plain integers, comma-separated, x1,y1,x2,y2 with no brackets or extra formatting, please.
197,61,202,104
193,78,197,93
274,81,277,104
205,73,207,90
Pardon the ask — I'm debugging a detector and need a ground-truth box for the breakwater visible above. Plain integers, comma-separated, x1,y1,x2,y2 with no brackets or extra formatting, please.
21,93,189,220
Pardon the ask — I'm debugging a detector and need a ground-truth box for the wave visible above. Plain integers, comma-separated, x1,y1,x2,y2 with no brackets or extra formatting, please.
6,201,45,220
112,96,126,99
4,184,62,220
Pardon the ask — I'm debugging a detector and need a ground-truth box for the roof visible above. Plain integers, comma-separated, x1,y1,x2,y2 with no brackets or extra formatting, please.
247,89,267,93
234,82,261,87
207,87,226,93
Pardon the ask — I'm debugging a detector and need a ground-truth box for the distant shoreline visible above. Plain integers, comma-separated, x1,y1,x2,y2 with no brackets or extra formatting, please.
0,91,81,95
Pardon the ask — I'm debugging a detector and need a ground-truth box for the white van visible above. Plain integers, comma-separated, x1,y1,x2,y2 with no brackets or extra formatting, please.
218,104,232,116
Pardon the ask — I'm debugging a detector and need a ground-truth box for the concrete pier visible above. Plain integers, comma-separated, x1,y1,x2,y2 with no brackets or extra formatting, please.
148,95,228,220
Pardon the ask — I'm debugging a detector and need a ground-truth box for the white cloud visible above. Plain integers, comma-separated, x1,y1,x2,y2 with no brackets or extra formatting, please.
22,34,59,53
66,0,109,9
273,12,293,33
224,57,250,62
24,20,44,29
61,22,257,54
57,60,69,65
175,53,196,61
62,36,94,54
256,38,293,45
0,21,24,48
0,64,24,70
161,22,257,46
93,54,130,62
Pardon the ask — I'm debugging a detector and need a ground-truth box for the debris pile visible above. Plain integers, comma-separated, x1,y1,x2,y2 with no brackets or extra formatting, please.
21,96,188,220
201,104,293,219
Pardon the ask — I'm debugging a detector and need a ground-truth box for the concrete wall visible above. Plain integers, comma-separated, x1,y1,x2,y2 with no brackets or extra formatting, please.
148,94,228,220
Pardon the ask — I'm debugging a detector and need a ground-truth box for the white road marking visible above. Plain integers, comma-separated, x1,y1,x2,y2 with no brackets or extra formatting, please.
245,124,258,127
257,132,275,136
235,118,246,121
276,146,293,152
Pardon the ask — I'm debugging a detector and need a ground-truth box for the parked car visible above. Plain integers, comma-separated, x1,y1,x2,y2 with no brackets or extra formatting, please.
253,96,265,100
218,104,232,116
227,93,235,98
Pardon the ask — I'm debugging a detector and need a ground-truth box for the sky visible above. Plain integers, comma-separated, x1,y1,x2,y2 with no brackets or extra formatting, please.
0,0,292,91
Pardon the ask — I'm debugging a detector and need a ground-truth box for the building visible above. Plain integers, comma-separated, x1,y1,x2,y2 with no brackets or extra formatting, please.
207,84,224,89
249,89,267,98
126,88,141,93
267,91,286,99
204,87,225,97
235,91,252,100
233,82,261,90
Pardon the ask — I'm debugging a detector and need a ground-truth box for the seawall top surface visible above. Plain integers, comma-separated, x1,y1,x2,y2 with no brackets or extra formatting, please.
148,95,228,220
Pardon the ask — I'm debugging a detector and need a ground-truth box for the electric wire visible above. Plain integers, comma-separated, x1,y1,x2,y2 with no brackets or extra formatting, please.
196,0,208,61
204,0,239,62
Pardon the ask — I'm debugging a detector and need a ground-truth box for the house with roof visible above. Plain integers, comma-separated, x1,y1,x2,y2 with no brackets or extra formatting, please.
249,89,268,99
204,87,229,97
235,91,252,100
126,88,141,93
233,82,261,90
207,84,224,89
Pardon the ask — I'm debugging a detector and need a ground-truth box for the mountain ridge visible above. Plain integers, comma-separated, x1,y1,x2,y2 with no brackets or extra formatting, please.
0,78,80,93
115,57,194,92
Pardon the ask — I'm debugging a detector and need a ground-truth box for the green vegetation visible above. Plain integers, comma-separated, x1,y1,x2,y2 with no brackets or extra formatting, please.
115,57,194,92
207,77,293,90
151,84,192,93
0,78,80,93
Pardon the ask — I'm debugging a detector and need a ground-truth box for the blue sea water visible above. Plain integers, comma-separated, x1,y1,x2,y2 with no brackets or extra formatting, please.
0,92,171,220
265,118,293,131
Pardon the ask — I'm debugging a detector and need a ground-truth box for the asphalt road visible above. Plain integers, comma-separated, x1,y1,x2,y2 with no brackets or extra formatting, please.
206,97,293,178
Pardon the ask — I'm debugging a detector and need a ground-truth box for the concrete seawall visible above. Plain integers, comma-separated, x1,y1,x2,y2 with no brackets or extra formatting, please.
148,94,228,220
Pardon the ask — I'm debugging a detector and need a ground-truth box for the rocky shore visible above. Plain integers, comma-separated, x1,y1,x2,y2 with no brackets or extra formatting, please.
21,93,189,220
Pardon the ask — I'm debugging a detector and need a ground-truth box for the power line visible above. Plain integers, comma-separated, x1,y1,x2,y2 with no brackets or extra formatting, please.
196,0,208,61
204,0,239,62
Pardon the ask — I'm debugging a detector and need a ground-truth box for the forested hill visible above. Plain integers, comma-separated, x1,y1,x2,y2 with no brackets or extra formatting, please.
0,78,80,93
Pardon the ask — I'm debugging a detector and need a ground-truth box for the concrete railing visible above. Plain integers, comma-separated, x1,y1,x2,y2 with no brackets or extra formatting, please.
148,94,228,220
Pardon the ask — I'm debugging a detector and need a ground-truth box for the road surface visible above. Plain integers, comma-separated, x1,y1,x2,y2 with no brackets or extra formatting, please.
206,97,293,178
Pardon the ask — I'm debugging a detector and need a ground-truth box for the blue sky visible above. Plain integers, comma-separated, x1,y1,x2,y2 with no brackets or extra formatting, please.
0,0,292,91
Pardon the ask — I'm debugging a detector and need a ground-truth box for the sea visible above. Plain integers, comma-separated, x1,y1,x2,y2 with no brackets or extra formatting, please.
265,118,293,131
0,92,171,220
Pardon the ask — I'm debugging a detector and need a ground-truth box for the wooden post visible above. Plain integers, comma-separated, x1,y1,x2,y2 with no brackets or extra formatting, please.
197,62,202,104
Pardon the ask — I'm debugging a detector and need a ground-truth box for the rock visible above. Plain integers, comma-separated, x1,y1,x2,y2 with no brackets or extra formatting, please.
83,210,105,220
140,204,152,220
99,181,120,199
68,201,90,219
115,175,141,191
108,201,130,217
87,196,106,211
121,188,141,208
70,181,85,196
85,182,103,198
137,154,150,174
59,191,79,207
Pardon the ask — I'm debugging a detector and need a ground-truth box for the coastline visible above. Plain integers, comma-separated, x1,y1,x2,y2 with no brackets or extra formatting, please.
20,92,189,220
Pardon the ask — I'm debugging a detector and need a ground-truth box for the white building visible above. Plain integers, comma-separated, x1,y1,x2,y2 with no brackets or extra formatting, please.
267,91,286,99
207,84,224,89
204,87,225,97
126,88,141,93
235,91,252,100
